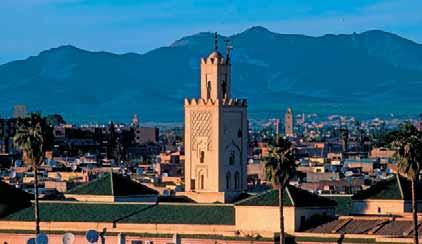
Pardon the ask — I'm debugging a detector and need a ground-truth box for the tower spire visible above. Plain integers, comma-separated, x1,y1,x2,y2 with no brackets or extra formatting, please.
214,32,218,51
224,39,233,61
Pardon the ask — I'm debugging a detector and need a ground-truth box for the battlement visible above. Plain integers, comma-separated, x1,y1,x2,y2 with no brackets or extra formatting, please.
184,98,247,107
201,57,229,65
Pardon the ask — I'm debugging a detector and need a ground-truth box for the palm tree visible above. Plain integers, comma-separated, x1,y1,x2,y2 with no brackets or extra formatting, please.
13,113,46,234
391,123,422,244
265,137,296,244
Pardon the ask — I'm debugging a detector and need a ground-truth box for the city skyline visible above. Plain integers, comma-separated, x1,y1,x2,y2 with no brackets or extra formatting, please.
1,2,422,242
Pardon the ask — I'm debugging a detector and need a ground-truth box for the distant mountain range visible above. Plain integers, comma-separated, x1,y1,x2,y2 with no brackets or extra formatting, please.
1,26,422,122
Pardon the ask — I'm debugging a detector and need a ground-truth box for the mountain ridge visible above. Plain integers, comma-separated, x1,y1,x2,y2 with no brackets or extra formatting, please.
1,26,422,122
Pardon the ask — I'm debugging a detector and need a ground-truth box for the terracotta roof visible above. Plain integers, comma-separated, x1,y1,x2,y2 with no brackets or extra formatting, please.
307,217,422,237
236,185,336,207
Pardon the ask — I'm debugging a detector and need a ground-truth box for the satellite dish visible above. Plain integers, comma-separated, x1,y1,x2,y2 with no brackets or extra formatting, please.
35,233,48,244
27,238,36,244
86,230,99,243
9,169,17,179
15,160,22,167
62,233,75,244
71,163,77,171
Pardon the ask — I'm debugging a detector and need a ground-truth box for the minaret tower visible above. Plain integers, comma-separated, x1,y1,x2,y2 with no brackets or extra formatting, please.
284,107,294,137
184,33,248,203
132,114,139,128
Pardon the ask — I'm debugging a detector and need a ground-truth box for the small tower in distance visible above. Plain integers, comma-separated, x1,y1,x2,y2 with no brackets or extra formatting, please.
284,107,294,137
12,105,27,119
132,114,139,128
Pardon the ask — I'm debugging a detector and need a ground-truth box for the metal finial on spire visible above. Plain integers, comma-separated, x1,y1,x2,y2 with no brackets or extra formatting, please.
214,32,218,51
224,39,233,59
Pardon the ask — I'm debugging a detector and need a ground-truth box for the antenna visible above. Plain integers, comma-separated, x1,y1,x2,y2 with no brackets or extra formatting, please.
214,32,218,51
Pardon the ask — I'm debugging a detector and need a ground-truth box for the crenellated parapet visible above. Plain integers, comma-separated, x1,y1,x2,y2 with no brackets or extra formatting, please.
184,98,247,107
201,57,229,65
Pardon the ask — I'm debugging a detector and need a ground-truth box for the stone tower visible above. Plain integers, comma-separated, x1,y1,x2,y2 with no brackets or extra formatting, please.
284,107,294,137
184,37,248,203
132,114,139,128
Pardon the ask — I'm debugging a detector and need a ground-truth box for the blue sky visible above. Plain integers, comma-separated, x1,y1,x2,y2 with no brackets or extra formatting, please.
1,0,421,64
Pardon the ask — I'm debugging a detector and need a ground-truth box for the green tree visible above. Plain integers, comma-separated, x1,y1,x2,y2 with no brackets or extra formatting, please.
390,123,422,244
265,137,296,244
13,113,47,234
46,114,65,127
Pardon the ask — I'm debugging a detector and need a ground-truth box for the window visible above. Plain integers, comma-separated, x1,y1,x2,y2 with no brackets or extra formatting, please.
191,179,195,191
234,171,240,189
207,81,212,99
237,129,242,138
226,172,231,189
200,151,205,163
221,80,227,98
378,207,381,213
229,151,235,165
200,175,205,190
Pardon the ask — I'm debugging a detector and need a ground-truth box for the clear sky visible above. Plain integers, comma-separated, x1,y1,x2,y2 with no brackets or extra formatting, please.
1,0,421,64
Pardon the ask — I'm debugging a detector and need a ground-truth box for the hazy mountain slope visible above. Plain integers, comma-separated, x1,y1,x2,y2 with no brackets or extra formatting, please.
1,26,422,122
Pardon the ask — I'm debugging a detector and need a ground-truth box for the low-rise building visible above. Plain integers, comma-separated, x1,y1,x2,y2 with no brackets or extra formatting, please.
370,147,396,159
306,172,340,183
352,174,422,216
235,185,336,235
135,127,159,145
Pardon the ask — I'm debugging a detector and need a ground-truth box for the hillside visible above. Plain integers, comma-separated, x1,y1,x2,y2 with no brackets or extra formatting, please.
1,26,422,122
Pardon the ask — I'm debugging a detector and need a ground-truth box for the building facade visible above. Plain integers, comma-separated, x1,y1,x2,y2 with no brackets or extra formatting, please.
184,46,248,203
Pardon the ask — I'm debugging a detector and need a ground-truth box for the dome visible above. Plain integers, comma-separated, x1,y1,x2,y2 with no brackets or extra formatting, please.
208,51,223,59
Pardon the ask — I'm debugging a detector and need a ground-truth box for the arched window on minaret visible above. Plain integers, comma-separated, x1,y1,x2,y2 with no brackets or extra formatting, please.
200,174,205,190
222,80,227,99
226,172,231,190
200,151,205,163
234,172,240,189
207,81,212,99
229,150,235,165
